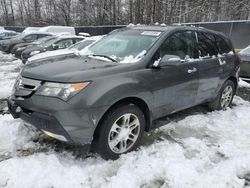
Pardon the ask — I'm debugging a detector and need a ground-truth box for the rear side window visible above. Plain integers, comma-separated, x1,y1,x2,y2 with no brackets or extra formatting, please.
215,36,232,54
74,38,83,43
197,32,218,57
37,34,50,39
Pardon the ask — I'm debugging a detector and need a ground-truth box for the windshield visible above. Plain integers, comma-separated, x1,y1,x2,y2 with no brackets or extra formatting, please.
11,33,25,40
84,30,161,63
41,37,59,47
241,46,250,54
33,36,55,44
69,40,95,50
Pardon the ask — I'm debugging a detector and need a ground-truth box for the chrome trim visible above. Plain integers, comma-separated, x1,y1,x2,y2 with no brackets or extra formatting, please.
14,77,42,97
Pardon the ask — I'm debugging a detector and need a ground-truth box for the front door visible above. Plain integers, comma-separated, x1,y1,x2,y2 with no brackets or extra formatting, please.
150,30,199,118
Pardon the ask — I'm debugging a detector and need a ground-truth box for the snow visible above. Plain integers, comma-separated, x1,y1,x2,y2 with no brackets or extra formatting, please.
28,49,73,62
0,97,250,187
119,50,147,63
88,55,112,62
239,78,250,88
1,51,250,187
0,52,23,99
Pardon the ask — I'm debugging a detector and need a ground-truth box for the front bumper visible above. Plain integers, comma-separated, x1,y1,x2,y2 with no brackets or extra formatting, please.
8,94,108,145
21,53,30,64
8,99,73,143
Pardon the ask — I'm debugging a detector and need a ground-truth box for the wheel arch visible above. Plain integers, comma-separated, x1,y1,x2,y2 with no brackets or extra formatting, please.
93,97,152,139
227,76,238,92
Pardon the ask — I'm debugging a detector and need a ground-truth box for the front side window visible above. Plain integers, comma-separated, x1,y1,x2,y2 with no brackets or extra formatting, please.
197,32,218,57
159,31,195,60
23,34,37,41
55,39,74,49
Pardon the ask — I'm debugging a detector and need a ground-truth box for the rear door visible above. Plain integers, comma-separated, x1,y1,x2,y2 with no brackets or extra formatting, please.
150,30,199,117
195,31,221,103
215,35,236,80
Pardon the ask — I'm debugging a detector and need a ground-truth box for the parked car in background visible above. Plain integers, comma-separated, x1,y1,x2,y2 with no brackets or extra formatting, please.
39,26,76,35
11,36,57,58
22,27,41,34
0,30,18,40
239,46,250,82
27,36,103,63
21,35,85,63
0,32,53,53
8,26,240,159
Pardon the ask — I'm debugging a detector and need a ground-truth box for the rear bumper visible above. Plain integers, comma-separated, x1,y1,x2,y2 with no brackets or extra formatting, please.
8,95,108,145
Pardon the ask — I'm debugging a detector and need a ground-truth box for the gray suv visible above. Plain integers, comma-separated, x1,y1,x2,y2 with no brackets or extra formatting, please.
8,26,240,159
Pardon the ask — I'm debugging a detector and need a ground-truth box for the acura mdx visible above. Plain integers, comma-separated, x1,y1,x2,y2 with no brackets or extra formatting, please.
8,26,240,159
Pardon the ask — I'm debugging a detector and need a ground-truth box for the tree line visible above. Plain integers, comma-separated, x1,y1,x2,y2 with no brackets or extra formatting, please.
0,0,250,26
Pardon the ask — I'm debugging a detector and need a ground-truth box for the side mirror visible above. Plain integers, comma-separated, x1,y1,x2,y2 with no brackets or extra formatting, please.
52,44,59,50
154,55,181,67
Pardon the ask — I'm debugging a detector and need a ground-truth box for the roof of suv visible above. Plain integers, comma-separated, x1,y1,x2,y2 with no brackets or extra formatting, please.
126,25,226,37
57,35,85,39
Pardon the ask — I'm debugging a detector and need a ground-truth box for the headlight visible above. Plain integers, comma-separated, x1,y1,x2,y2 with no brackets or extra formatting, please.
30,50,40,56
36,82,90,101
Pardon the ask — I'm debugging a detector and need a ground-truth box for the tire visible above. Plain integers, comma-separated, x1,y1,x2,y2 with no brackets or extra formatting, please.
208,80,236,111
92,104,145,160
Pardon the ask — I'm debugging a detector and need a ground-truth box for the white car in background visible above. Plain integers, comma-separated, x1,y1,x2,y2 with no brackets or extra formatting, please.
27,36,103,63
39,26,76,35
22,27,42,34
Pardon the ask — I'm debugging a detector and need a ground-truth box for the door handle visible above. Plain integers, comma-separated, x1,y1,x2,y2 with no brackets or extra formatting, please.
187,67,197,73
218,58,226,65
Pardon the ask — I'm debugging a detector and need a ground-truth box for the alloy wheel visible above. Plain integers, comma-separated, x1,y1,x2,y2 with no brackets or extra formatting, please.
108,113,140,154
220,85,233,109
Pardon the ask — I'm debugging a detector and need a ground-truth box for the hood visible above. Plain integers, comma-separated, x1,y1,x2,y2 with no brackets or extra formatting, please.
15,42,34,48
21,55,120,82
1,38,22,45
28,49,74,62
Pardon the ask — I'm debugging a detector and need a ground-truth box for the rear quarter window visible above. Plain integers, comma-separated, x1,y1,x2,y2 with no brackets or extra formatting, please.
215,35,233,54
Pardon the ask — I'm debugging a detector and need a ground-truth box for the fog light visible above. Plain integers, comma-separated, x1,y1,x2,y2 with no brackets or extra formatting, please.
15,107,22,113
41,130,67,142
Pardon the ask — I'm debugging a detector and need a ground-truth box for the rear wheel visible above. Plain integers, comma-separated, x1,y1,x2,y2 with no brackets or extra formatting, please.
92,104,145,160
208,80,235,110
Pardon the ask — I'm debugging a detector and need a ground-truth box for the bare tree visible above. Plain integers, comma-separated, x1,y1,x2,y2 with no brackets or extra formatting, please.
0,0,249,26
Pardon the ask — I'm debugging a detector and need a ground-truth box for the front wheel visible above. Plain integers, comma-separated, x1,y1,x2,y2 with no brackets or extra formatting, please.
92,104,145,160
208,80,236,111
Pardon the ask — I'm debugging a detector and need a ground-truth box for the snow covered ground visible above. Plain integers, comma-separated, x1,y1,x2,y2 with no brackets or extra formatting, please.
1,51,250,188
0,52,23,99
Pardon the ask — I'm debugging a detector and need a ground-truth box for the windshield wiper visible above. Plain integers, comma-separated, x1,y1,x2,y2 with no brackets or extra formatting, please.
91,54,118,63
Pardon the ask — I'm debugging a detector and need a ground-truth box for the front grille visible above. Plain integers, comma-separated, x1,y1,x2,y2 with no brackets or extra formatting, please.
14,77,41,97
